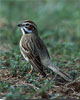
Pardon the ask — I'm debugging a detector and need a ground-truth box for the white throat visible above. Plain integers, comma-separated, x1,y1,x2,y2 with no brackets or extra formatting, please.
21,27,32,34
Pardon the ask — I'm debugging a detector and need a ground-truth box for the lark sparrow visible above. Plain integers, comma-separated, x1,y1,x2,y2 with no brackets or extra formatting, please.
17,20,72,81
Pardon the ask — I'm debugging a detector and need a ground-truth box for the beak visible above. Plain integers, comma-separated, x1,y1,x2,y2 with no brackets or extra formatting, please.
17,24,23,27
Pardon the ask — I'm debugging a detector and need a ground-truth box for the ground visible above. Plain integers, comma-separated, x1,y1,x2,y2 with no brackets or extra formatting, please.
0,38,80,99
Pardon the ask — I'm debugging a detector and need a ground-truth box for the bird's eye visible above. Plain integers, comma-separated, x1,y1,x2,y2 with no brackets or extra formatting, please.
26,24,29,26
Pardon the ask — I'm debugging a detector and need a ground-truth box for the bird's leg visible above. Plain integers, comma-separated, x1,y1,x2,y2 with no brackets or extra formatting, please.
53,74,57,81
37,72,40,76
29,65,33,74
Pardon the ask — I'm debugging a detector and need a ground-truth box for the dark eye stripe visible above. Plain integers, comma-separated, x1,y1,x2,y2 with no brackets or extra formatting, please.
23,28,28,33
25,27,28,28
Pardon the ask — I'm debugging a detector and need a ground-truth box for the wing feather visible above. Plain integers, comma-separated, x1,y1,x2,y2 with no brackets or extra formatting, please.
21,37,46,75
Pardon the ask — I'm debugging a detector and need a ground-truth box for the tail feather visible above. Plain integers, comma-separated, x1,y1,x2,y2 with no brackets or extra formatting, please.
48,61,72,82
56,68,72,81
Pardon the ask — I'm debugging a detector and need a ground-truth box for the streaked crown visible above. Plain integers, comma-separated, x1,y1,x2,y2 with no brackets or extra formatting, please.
17,20,38,34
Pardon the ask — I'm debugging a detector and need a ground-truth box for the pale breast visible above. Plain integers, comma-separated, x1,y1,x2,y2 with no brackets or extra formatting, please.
19,40,29,62
20,49,29,61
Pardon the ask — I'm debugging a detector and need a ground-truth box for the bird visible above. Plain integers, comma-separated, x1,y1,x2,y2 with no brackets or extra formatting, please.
17,20,72,82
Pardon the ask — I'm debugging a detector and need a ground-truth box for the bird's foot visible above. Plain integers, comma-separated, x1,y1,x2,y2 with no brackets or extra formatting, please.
53,74,57,81
37,72,40,76
29,69,33,74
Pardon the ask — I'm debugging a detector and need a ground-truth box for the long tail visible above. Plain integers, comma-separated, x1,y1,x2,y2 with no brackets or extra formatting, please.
48,60,72,82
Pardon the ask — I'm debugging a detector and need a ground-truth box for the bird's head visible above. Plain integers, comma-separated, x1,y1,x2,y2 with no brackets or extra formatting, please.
17,20,38,35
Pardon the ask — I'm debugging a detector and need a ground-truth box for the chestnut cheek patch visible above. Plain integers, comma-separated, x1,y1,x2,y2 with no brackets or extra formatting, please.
28,25,35,30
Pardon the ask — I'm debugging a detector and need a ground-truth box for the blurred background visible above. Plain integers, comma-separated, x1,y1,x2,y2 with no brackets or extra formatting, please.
0,0,80,46
0,0,80,99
